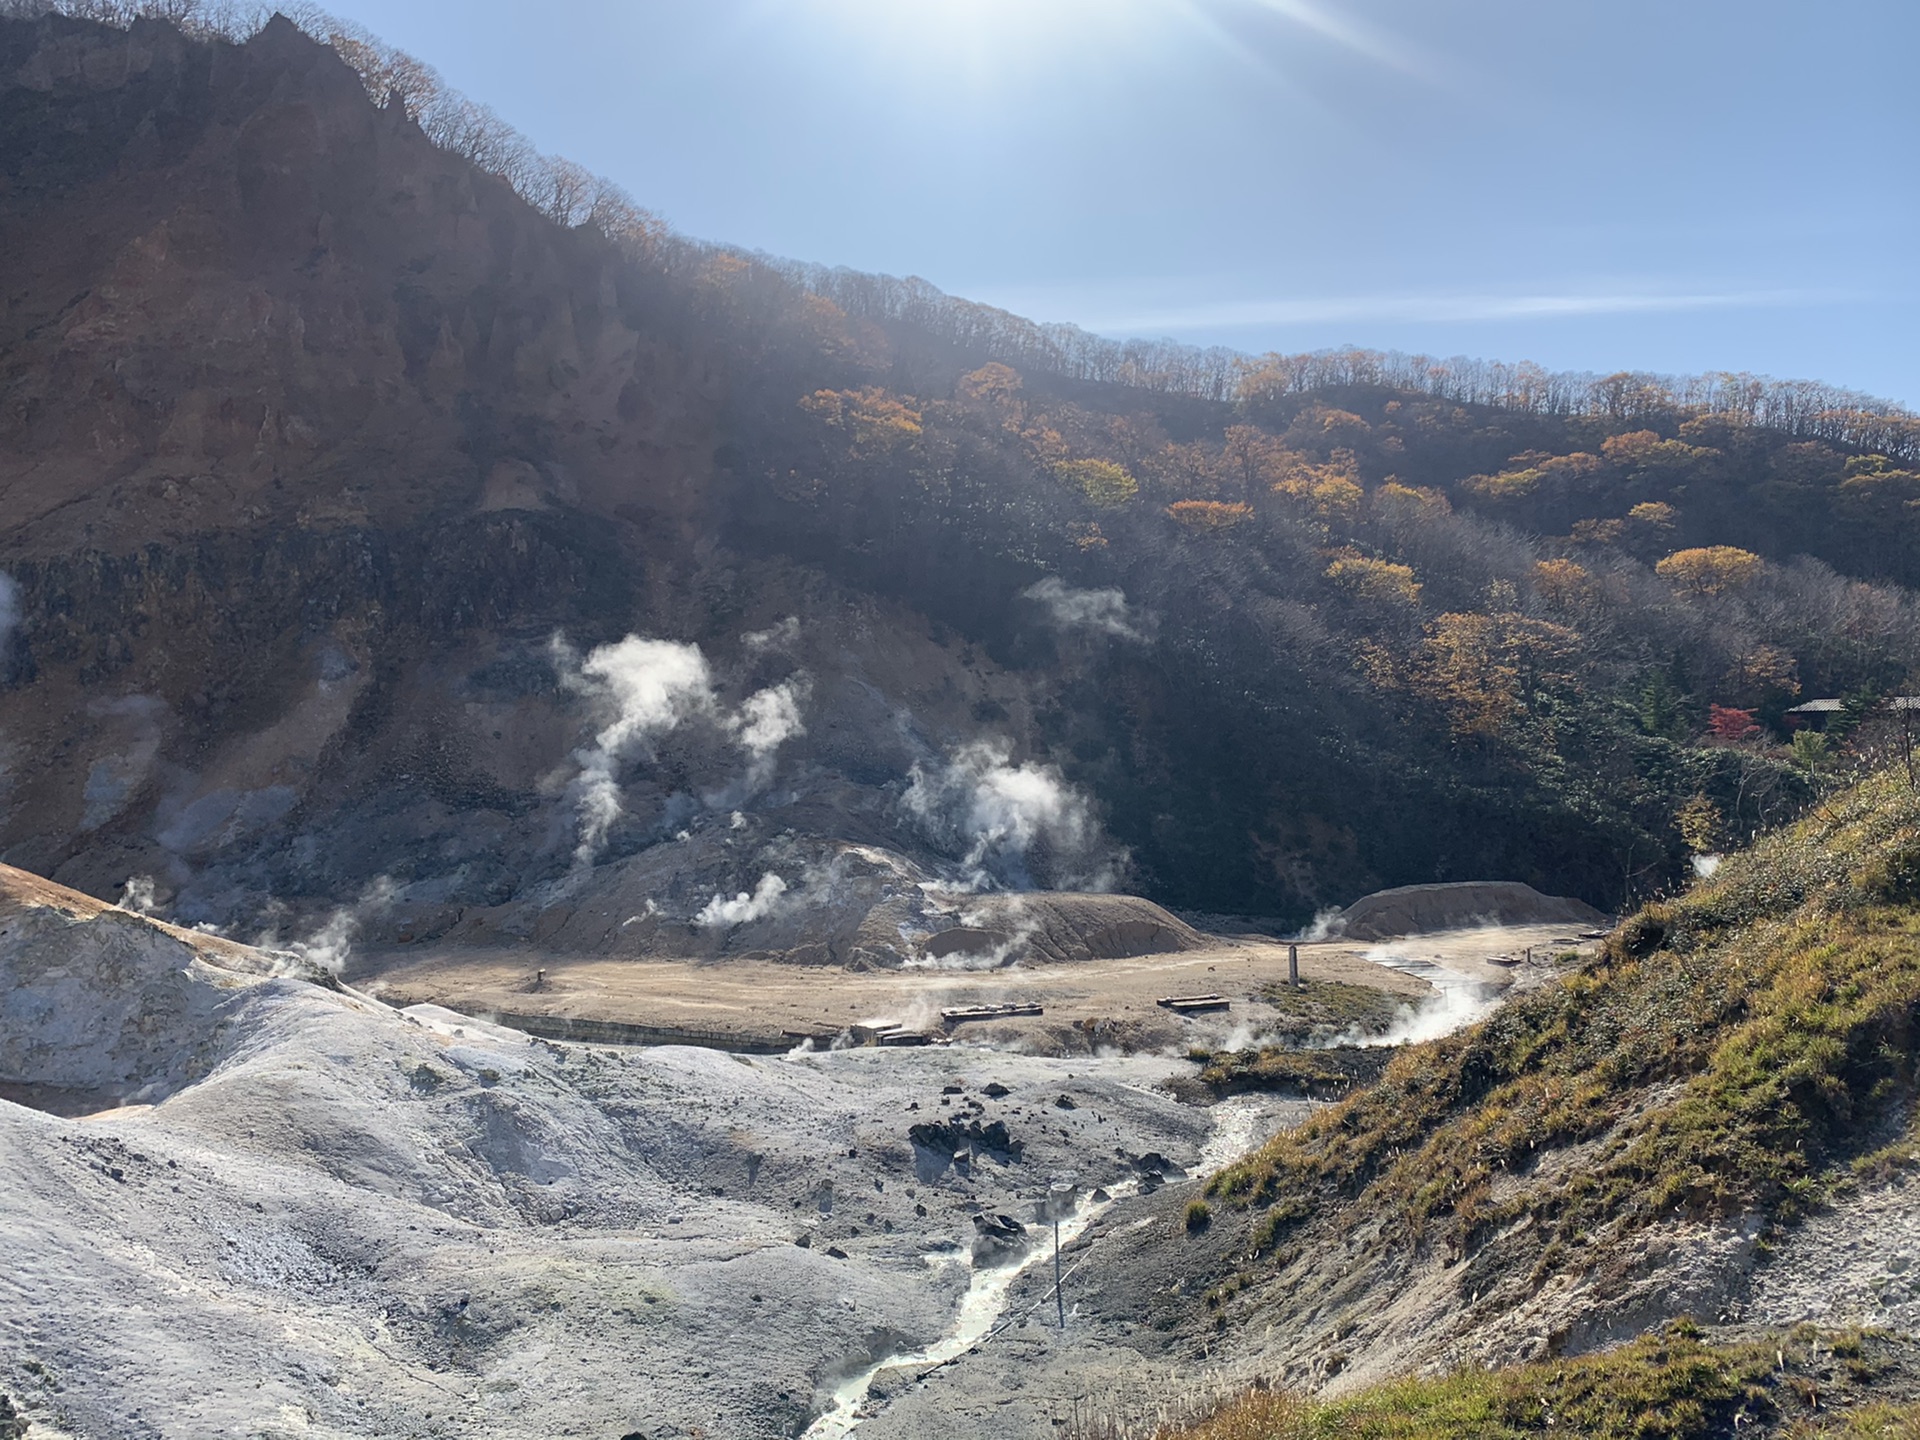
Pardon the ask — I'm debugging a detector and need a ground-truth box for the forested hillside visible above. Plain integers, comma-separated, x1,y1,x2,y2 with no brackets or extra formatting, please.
1,2,1917,927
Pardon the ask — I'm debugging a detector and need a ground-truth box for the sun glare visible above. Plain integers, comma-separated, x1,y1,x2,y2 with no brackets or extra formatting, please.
789,0,1423,91
798,0,1164,84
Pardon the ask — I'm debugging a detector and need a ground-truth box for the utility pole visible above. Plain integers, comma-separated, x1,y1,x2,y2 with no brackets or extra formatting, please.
1048,1174,1074,1329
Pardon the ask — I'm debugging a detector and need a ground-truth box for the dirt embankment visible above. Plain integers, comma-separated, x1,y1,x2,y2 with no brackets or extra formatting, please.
1337,881,1608,941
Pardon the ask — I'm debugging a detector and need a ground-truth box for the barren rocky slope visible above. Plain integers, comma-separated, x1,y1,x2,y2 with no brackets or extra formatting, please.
0,860,1286,1439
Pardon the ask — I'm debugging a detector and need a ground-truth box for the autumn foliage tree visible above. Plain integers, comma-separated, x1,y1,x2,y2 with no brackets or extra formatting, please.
1324,551,1422,607
1168,500,1253,531
1657,546,1766,595
1409,612,1583,738
798,387,923,456
1054,458,1139,509
1707,705,1762,742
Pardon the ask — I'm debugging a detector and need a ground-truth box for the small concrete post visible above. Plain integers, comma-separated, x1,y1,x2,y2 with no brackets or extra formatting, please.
1288,944,1300,989
534,968,545,991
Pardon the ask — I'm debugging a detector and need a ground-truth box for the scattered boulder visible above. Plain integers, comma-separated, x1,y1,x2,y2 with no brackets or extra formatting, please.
908,1119,1022,1161
970,1212,1029,1264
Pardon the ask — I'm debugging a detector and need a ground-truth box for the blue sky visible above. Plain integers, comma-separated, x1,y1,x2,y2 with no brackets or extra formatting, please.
322,0,1918,406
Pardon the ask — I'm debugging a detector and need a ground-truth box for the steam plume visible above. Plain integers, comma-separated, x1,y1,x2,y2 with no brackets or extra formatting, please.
118,875,159,915
265,877,398,977
553,634,715,866
554,632,813,863
728,678,810,787
1021,577,1145,642
903,739,1115,890
742,616,801,652
695,872,789,928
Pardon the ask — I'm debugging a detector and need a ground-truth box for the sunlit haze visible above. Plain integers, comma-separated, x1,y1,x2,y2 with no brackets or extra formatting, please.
311,0,1918,403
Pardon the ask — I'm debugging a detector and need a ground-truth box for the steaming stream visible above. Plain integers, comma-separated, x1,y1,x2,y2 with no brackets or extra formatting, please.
1353,943,1505,1045
801,1093,1297,1438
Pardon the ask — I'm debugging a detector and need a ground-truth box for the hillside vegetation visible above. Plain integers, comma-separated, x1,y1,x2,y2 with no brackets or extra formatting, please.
1091,765,1920,1420
1212,765,1920,1257
1,2,1917,930
1155,1327,1920,1439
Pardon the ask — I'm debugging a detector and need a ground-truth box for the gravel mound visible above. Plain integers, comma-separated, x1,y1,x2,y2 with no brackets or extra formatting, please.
1338,881,1607,941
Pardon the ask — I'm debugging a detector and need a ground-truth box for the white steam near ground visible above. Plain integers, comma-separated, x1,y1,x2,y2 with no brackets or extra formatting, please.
551,632,810,866
118,875,160,915
694,872,790,929
1020,577,1146,642
741,615,801,652
1314,941,1506,1049
902,739,1118,891
252,877,399,977
1290,906,1348,942
727,677,809,789
554,634,714,867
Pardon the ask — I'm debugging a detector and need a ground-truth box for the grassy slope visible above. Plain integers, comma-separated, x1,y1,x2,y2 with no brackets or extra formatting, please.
1212,767,1920,1264
1171,767,1920,1437
1158,1327,1920,1439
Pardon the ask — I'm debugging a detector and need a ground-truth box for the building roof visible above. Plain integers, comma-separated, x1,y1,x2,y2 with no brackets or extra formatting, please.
1786,697,1920,713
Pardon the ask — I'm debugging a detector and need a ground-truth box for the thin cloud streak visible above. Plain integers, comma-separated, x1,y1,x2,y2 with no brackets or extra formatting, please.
1075,287,1866,334
1235,0,1429,77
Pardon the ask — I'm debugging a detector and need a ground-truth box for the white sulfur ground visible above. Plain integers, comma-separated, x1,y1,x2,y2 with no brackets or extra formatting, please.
0,883,1250,1440
1,869,1576,1440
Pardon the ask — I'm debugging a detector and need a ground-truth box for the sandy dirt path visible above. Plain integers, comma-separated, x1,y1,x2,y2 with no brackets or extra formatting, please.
353,924,1598,1053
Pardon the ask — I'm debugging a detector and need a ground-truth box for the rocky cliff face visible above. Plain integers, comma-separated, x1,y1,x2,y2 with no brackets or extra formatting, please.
0,12,1100,951
0,12,1718,947
0,13,717,557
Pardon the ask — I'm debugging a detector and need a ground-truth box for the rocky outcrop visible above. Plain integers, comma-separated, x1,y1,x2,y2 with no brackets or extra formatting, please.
0,860,273,1102
0,12,718,560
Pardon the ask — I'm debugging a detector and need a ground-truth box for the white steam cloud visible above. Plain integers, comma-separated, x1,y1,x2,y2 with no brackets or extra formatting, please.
555,633,716,866
553,633,812,866
1326,941,1503,1048
1021,577,1145,642
0,572,18,652
728,678,809,787
695,872,789,928
742,616,801,652
263,877,398,978
118,875,159,915
1290,906,1347,942
903,739,1115,891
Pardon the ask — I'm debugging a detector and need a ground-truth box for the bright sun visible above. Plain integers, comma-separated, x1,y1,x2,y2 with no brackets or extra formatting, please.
802,0,1165,81
793,0,1415,88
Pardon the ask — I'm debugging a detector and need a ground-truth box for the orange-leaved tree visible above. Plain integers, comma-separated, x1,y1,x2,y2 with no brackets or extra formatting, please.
956,362,1026,429
1656,546,1765,596
1270,450,1364,527
1168,500,1253,531
1531,557,1596,610
798,387,923,457
1324,551,1422,606
1410,612,1583,738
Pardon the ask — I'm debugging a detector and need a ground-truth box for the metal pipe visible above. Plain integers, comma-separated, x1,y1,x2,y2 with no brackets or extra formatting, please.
1053,1217,1064,1329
